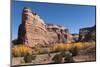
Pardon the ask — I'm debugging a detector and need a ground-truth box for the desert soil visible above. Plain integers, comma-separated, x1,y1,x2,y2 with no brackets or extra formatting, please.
12,52,96,66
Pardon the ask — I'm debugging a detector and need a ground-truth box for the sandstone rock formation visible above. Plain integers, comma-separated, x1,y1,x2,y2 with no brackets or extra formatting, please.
46,24,74,44
78,25,96,42
72,34,79,42
17,7,73,47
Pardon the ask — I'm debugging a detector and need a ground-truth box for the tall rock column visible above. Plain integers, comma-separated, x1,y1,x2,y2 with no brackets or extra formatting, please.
18,7,49,47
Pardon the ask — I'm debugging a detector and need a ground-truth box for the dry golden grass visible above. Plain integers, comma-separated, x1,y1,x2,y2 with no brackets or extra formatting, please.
50,42,96,52
12,45,32,57
12,42,96,56
49,43,71,52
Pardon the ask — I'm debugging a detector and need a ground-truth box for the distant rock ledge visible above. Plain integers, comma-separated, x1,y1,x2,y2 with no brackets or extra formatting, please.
78,25,96,42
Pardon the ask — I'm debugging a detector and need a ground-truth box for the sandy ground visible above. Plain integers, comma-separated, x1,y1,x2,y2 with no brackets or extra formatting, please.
12,45,96,66
12,52,96,66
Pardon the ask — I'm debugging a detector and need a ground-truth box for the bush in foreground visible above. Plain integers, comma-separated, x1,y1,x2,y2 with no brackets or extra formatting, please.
52,54,62,63
64,52,75,63
24,53,36,63
69,46,78,57
52,51,74,63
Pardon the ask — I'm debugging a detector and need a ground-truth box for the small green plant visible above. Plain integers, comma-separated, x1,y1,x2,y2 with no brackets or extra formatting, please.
64,52,75,63
24,53,33,63
52,51,75,63
69,46,78,56
52,54,62,63
60,51,67,57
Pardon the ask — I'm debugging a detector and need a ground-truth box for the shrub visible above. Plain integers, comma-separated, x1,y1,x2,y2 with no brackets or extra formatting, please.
64,52,75,63
82,42,95,49
50,43,71,52
49,42,96,53
73,42,96,49
69,46,78,56
52,44,65,52
52,54,62,63
23,53,33,63
60,51,67,57
52,51,74,63
12,45,32,57
73,42,83,49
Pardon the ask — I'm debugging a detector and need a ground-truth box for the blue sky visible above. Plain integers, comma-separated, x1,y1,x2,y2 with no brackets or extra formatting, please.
11,0,96,40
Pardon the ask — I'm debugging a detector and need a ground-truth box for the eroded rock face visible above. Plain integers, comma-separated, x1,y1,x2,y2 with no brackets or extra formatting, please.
72,34,79,42
78,25,96,42
17,7,73,47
